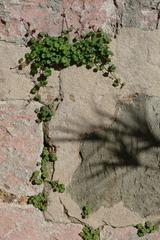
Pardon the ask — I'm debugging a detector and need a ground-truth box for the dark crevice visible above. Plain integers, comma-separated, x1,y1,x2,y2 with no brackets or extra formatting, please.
113,0,118,9
112,0,123,38
54,71,64,111
59,197,86,225
156,10,160,29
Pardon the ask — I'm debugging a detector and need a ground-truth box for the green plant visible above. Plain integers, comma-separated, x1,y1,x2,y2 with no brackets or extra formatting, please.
135,222,159,237
30,170,43,185
35,105,54,123
40,146,58,163
30,147,58,185
81,205,92,219
18,27,124,93
33,94,41,102
27,192,48,211
49,180,65,193
29,147,60,210
48,152,58,162
80,226,100,240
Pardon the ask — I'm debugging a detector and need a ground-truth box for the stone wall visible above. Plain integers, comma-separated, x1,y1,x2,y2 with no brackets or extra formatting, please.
0,0,160,43
1,1,160,239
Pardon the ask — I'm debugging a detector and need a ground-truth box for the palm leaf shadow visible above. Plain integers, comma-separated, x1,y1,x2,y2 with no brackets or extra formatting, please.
52,95,160,217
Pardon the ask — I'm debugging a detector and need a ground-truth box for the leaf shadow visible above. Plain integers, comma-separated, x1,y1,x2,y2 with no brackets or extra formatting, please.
53,94,160,217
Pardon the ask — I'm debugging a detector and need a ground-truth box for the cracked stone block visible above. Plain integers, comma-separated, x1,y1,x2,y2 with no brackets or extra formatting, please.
47,31,160,228
100,225,160,240
44,192,71,223
47,65,119,226
0,203,83,240
48,65,118,185
0,100,43,196
69,95,160,218
47,37,160,225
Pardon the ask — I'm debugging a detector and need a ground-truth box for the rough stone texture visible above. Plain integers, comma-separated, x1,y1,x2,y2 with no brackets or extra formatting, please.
111,28,160,97
0,0,63,44
47,27,160,227
1,0,160,43
39,70,60,105
44,192,70,223
0,203,83,240
0,41,59,103
100,225,160,240
69,95,160,217
0,42,32,100
0,100,43,196
1,0,160,237
122,0,159,30
48,66,118,185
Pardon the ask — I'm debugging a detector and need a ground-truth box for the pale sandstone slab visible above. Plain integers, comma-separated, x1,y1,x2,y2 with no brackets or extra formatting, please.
69,95,160,223
48,28,160,227
47,65,118,225
0,100,43,196
111,28,160,97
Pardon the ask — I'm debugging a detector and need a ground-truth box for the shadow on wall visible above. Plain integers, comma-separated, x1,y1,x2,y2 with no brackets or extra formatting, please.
54,94,160,218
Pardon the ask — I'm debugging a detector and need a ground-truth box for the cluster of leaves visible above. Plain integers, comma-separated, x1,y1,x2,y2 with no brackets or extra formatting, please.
35,105,54,123
81,205,92,219
33,93,41,102
48,180,65,193
29,148,65,210
135,222,159,237
18,28,123,94
30,147,58,185
80,226,100,240
27,192,48,211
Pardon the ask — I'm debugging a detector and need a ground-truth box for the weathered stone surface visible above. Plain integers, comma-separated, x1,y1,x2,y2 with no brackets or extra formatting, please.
46,66,118,225
0,100,43,196
0,0,63,44
0,41,59,103
1,0,160,235
111,28,160,97
100,225,160,240
48,66,118,185
39,70,60,105
69,95,160,217
47,27,160,227
1,0,160,43
122,0,159,30
44,192,70,223
0,203,83,240
0,42,32,100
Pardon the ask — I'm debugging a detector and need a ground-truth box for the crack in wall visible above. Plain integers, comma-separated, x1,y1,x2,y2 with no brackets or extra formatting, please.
42,70,65,221
59,196,136,229
54,71,64,111
156,2,160,29
111,0,123,38
113,0,118,9
59,197,87,226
